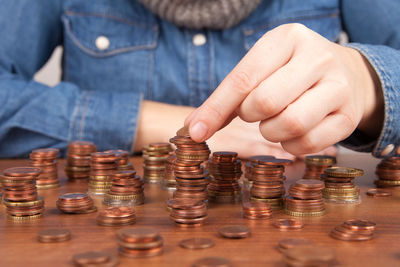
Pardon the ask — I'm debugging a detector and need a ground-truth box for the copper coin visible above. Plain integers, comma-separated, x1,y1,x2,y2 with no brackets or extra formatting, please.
343,219,376,231
176,126,190,137
99,207,135,218
116,228,159,243
278,238,313,251
218,225,250,239
366,188,392,197
284,245,335,264
59,193,89,201
273,219,304,230
119,246,163,258
3,167,42,177
179,238,215,249
37,229,71,243
73,251,110,265
192,257,232,267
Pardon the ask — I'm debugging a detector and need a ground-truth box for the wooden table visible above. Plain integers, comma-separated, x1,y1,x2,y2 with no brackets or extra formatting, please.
0,153,399,267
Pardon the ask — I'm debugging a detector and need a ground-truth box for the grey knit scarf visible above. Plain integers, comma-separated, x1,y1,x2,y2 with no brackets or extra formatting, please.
138,0,262,30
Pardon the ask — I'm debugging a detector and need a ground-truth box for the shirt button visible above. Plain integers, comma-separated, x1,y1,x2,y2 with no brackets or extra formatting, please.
95,35,110,50
381,144,395,156
193,33,207,46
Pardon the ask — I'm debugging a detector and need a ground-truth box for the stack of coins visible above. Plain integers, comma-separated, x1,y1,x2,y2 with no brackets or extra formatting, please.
244,155,275,187
73,251,119,267
170,127,211,202
56,193,97,214
164,154,177,190
142,142,173,184
96,207,136,226
303,155,336,179
117,228,163,258
65,141,97,179
330,219,376,241
30,148,60,189
249,158,292,210
242,202,272,220
322,166,364,204
105,149,134,170
285,179,325,217
88,151,118,196
207,151,242,203
375,156,400,188
103,170,145,206
282,245,335,267
169,198,207,227
2,167,44,220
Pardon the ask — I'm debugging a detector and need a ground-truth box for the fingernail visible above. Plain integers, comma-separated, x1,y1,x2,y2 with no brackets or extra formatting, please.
190,121,208,141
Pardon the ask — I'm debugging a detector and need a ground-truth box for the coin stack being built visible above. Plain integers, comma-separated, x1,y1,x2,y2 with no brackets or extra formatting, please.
105,149,134,171
170,127,211,202
303,155,336,180
207,151,242,203
88,151,118,196
65,141,97,180
375,156,400,188
103,170,145,206
285,179,325,217
29,148,60,189
330,219,376,241
56,193,97,214
244,155,276,187
242,202,272,220
164,154,177,190
117,228,163,258
169,198,207,227
321,166,364,204
249,158,292,210
142,143,173,184
2,167,44,221
96,207,136,226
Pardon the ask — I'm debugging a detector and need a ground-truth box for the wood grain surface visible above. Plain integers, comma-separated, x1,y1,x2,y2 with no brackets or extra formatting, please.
0,153,398,267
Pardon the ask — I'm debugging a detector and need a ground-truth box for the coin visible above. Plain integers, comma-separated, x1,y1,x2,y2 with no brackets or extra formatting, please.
37,229,71,243
278,238,314,252
177,126,190,137
283,245,335,266
218,225,251,239
324,166,364,177
192,257,232,267
73,251,111,265
273,219,304,230
179,238,215,249
366,188,392,197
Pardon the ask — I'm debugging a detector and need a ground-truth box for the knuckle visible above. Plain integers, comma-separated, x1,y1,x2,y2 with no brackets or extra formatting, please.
298,136,318,154
254,93,279,117
202,102,225,125
283,114,306,137
229,70,255,96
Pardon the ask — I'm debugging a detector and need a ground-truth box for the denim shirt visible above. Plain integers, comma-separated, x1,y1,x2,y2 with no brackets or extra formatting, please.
0,0,399,158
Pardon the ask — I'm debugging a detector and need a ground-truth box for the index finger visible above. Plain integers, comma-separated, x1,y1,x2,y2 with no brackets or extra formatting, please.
186,26,295,142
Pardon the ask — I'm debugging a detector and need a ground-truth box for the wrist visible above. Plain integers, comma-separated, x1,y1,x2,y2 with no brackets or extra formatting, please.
134,100,194,152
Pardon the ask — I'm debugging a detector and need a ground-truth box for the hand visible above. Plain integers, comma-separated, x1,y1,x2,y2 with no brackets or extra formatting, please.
185,23,383,156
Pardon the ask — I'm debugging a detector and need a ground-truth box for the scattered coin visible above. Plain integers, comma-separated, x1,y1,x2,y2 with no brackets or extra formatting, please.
273,219,304,230
72,251,118,267
366,188,392,197
37,229,71,243
283,245,335,267
117,228,163,258
192,256,232,267
330,219,376,241
179,238,215,249
278,238,314,252
218,225,251,239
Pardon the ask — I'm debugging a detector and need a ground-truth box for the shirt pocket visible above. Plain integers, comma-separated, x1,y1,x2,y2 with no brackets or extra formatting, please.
61,10,158,96
242,8,341,50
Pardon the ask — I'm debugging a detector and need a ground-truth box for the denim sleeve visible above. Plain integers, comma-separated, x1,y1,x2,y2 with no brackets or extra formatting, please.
340,0,400,157
0,1,141,157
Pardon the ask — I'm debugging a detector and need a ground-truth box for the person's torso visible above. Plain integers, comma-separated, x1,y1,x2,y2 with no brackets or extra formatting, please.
61,0,341,107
